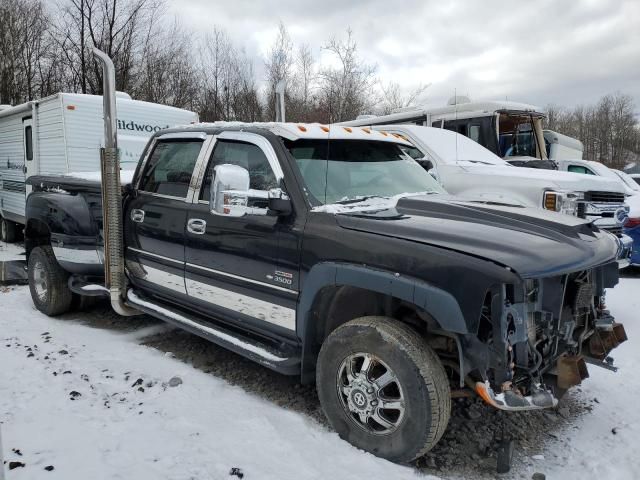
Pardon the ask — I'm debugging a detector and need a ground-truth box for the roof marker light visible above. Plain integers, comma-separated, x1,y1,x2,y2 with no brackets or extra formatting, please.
298,125,307,132
320,125,330,132
66,105,76,110
343,127,352,133
362,128,371,134
379,131,388,136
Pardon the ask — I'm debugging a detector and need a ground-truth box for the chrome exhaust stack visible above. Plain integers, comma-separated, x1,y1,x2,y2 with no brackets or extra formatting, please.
93,48,138,316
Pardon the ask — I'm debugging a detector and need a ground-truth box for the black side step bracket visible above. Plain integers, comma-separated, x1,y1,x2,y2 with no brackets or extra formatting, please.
68,275,110,297
126,289,301,376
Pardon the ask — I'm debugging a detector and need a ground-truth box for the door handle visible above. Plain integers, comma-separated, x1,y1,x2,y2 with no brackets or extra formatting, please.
187,218,207,235
131,209,145,223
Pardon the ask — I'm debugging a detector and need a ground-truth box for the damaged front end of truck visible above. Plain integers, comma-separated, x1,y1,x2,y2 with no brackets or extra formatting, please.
468,262,626,410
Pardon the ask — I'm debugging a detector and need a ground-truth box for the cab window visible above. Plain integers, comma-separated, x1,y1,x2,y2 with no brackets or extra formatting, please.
469,125,481,143
200,140,278,201
138,140,203,198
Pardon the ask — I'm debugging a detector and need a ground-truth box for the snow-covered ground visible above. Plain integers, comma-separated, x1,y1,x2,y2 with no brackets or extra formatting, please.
0,242,25,262
0,272,638,479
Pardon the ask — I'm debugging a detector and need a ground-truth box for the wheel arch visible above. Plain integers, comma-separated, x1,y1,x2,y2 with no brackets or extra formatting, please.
298,262,469,383
24,218,52,257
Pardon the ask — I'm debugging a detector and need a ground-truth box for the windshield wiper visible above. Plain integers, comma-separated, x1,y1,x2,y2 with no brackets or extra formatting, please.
334,195,388,205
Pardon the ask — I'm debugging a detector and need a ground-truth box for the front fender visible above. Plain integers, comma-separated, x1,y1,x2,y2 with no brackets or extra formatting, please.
298,262,468,337
297,262,469,383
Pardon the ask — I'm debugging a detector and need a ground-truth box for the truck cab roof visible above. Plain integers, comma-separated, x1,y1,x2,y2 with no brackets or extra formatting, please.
162,121,413,145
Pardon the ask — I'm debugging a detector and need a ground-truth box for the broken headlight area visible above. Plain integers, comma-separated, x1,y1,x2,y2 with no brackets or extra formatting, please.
464,262,626,411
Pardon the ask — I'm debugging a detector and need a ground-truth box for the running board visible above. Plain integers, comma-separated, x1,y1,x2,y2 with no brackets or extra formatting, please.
126,290,301,375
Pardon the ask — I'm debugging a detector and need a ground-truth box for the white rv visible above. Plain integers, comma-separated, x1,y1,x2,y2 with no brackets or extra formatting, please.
341,97,549,164
0,93,198,241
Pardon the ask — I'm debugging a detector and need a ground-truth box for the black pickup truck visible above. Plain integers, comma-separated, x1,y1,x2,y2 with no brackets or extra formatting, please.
24,123,627,462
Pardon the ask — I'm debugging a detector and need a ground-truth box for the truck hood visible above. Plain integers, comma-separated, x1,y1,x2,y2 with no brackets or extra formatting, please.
445,164,626,194
334,195,619,278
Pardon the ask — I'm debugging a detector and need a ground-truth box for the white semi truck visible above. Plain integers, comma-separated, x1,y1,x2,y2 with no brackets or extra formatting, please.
0,92,198,241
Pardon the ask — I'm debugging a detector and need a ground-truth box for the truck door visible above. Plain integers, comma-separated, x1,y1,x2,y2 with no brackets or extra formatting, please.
184,131,298,339
124,133,209,300
23,118,35,193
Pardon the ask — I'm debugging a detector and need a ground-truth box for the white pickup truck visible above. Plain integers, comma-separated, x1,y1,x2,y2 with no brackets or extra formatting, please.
553,158,639,195
360,125,632,263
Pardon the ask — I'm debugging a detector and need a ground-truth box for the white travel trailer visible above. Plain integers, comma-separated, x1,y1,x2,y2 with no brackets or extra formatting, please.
341,97,549,164
0,93,198,241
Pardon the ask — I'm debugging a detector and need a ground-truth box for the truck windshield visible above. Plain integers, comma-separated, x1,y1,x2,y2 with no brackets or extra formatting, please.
498,114,539,158
284,139,444,205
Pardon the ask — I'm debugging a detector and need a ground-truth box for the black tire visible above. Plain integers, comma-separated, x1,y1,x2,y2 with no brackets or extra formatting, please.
1,216,17,243
28,246,73,316
316,316,451,463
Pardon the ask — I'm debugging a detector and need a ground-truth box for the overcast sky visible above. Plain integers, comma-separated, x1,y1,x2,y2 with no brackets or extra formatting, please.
168,0,640,113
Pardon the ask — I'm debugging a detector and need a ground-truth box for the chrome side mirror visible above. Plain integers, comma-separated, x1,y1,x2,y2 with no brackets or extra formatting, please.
210,164,250,217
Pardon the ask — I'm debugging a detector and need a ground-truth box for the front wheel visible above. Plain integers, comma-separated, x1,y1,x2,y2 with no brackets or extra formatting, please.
316,316,451,463
28,246,73,316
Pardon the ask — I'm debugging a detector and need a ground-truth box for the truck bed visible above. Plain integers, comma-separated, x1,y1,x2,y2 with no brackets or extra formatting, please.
28,171,134,194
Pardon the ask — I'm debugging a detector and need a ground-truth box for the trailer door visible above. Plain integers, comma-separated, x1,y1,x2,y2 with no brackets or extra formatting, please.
22,118,35,193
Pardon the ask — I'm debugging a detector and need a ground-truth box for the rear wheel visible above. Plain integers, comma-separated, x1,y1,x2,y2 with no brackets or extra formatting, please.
28,246,73,316
1,217,18,243
316,316,451,463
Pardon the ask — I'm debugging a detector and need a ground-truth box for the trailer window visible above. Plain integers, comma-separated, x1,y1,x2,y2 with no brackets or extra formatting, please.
138,140,203,198
25,126,33,161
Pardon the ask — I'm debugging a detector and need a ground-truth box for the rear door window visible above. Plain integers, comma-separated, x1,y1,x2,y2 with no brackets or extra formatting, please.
138,140,203,198
567,165,595,175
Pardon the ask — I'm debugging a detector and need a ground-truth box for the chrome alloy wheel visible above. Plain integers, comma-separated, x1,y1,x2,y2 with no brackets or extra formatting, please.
337,352,406,435
32,260,48,302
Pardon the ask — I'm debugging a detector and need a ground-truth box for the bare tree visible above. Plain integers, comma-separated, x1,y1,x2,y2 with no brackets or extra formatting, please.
544,92,640,167
378,81,430,115
0,0,54,104
133,19,199,109
263,21,294,121
198,27,262,122
317,29,377,123
55,0,163,94
285,43,318,122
